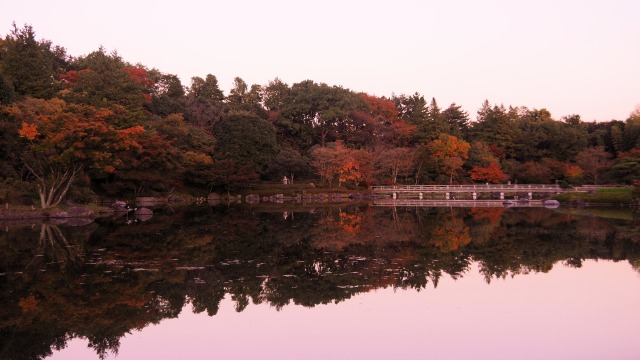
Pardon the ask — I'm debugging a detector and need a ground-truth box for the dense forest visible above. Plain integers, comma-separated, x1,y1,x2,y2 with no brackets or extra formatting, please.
1,24,639,208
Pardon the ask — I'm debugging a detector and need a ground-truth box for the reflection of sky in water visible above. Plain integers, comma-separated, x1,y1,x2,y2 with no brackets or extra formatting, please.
52,260,640,360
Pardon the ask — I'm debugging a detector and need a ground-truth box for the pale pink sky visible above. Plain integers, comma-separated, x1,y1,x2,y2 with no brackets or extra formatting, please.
51,260,640,360
2,0,639,121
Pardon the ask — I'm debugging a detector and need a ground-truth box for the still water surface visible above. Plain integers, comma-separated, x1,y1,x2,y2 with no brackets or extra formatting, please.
1,204,639,360
55,261,639,360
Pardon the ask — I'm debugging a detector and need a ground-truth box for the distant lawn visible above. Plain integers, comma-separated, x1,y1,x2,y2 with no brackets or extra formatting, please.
553,187,635,205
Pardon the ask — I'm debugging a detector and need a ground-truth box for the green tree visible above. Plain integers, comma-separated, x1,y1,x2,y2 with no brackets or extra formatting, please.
189,74,224,101
280,80,365,148
226,76,249,105
611,125,625,154
549,117,588,161
225,77,264,115
0,74,16,104
0,105,26,199
586,120,623,155
394,92,428,126
467,141,500,168
152,72,185,98
0,24,68,100
146,71,186,117
418,97,450,141
620,108,640,151
469,101,519,159
262,77,290,112
214,111,279,174
512,108,587,162
60,48,154,125
267,147,309,183
393,92,428,143
610,155,640,184
512,107,553,161
442,103,470,138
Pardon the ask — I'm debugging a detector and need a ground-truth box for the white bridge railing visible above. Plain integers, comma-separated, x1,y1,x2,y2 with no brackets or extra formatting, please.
371,199,545,208
370,184,562,193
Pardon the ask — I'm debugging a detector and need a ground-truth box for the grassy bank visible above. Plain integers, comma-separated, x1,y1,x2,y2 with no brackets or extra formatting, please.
553,187,636,206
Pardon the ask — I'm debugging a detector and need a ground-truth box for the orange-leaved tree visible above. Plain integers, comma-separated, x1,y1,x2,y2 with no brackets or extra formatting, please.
469,162,509,183
428,134,470,184
310,141,365,187
337,159,360,187
361,94,416,147
6,97,147,208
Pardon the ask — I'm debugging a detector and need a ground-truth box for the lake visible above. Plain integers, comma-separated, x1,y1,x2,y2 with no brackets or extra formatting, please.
1,203,639,360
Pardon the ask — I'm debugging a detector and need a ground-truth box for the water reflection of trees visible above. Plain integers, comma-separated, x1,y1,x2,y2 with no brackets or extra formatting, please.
1,205,640,359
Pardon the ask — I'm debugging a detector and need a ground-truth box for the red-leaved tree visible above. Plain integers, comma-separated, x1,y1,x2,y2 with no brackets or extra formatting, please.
7,97,154,208
469,162,509,183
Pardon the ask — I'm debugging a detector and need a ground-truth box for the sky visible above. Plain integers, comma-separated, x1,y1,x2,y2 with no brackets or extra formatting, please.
2,0,639,122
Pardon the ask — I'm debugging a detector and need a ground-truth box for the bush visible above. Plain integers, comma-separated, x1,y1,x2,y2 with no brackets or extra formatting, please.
0,178,32,204
66,186,99,204
557,180,572,189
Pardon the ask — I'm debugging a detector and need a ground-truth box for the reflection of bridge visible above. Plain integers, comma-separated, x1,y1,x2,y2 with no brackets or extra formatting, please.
371,184,562,201
371,199,552,208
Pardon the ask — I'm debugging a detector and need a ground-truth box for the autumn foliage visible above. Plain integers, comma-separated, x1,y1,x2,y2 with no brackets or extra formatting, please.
469,162,509,183
310,141,367,187
428,134,470,184
2,24,640,206
6,97,160,207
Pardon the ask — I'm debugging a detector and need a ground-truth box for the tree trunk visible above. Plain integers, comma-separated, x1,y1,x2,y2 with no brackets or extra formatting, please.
321,128,329,147
414,161,423,185
25,162,83,209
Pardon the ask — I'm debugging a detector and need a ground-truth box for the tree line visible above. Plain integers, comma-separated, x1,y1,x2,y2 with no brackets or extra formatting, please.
1,24,639,208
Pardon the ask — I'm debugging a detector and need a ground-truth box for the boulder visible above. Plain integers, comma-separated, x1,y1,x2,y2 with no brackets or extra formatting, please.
49,210,68,218
134,207,153,222
245,194,260,204
67,207,94,217
113,200,128,212
542,199,561,208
